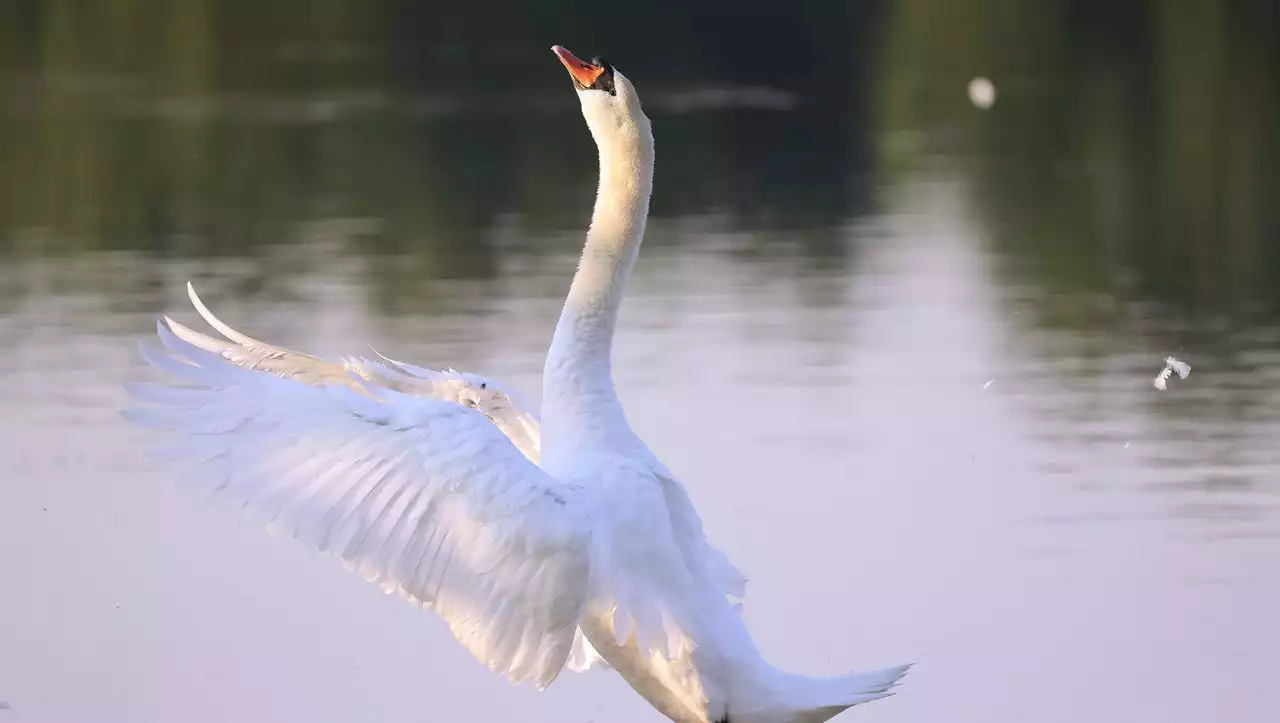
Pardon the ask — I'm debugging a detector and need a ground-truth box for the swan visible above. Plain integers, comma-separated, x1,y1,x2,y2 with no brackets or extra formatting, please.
124,45,909,722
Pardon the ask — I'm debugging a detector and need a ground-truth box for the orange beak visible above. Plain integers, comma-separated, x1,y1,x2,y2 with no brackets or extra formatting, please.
552,45,604,88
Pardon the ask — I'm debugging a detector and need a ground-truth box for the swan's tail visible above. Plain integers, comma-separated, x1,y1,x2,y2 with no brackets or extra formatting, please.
780,663,911,721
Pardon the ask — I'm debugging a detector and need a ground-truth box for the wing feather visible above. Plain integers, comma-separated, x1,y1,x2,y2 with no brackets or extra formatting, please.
654,466,749,604
166,283,541,463
125,320,592,689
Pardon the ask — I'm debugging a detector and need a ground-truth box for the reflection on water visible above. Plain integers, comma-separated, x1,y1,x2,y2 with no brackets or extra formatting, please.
2,2,1279,722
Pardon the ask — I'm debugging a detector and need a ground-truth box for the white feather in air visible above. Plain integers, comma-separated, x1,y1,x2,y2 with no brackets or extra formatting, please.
1153,356,1192,391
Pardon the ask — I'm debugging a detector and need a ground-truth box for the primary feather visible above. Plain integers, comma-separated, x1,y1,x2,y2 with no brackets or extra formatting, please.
163,282,542,463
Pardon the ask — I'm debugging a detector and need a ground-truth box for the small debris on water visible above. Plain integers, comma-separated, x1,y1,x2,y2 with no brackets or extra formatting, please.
968,77,997,108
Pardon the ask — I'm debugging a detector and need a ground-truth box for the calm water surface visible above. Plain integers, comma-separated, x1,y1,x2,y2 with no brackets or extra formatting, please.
3,4,1280,722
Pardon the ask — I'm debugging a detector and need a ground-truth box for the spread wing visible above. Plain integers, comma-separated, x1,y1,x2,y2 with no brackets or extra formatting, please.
155,283,743,678
123,321,591,689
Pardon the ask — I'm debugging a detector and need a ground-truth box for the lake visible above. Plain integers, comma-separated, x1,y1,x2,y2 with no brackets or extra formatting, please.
1,2,1278,722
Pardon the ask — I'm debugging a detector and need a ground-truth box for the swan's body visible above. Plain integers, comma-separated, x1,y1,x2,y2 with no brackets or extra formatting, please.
124,46,908,722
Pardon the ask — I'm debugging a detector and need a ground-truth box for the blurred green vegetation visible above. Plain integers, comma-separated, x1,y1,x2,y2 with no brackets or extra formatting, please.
0,1,874,267
1,0,1277,321
877,0,1280,322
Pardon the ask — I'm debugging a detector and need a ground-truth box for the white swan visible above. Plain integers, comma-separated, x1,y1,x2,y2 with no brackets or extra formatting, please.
124,45,909,722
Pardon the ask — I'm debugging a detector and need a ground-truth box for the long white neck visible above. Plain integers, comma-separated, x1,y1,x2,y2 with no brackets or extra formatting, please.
543,111,654,427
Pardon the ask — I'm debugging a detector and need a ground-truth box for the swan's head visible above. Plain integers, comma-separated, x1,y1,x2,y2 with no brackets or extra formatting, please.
552,45,648,142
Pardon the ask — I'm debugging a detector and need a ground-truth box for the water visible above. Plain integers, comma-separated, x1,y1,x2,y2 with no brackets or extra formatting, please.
2,3,1280,722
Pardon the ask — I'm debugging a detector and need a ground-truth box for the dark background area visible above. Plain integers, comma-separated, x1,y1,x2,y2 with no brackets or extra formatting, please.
2,0,1278,320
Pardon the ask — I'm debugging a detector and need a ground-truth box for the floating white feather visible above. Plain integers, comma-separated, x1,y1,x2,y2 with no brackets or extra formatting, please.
1153,356,1192,391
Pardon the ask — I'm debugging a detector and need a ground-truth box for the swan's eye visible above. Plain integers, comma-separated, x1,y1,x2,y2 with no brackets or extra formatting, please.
589,65,616,96
590,56,610,71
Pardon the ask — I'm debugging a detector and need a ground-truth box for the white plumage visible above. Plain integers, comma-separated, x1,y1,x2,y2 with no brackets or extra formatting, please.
125,45,909,722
